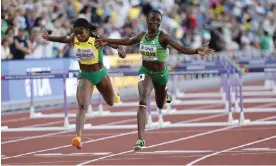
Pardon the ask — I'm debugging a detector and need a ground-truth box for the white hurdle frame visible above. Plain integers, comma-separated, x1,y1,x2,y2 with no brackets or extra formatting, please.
3,62,276,132
231,71,276,126
1,71,237,133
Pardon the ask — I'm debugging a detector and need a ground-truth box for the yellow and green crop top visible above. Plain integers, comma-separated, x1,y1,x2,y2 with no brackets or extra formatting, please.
74,37,103,65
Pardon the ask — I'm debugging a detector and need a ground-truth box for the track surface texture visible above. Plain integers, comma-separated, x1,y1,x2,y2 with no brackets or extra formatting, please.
2,81,276,165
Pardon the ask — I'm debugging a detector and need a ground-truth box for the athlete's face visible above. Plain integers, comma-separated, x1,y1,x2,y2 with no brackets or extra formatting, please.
74,27,89,42
147,13,162,31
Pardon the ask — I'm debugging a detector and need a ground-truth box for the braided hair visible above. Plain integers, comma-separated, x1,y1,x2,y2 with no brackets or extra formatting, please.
73,18,100,38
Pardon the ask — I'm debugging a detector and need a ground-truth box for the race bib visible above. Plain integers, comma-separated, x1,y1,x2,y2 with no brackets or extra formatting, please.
140,45,157,61
75,48,95,61
138,74,145,82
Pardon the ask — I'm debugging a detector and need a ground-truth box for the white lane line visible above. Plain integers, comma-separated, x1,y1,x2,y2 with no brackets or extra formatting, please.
1,104,223,160
99,118,136,125
22,120,67,128
3,102,275,161
1,108,76,123
242,148,276,151
34,152,111,156
1,131,68,145
6,151,276,166
3,94,274,123
132,149,276,155
137,150,214,154
245,102,276,108
2,117,34,123
2,103,221,145
0,100,224,124
1,132,137,160
75,115,276,166
2,113,228,140
76,126,236,166
1,118,135,145
187,135,276,166
101,151,276,161
2,115,136,128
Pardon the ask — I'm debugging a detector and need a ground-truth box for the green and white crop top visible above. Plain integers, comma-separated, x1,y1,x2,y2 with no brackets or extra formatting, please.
139,30,169,62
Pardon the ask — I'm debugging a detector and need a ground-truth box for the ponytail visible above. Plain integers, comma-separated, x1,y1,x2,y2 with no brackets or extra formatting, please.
88,22,100,38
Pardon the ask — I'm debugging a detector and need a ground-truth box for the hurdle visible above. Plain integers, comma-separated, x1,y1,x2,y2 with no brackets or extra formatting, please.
166,59,233,113
1,63,237,132
2,59,275,132
160,59,276,128
166,59,240,127
113,59,241,128
237,56,276,91
227,60,276,126
232,73,276,115
6,59,232,120
0,74,163,132
92,64,237,129
1,73,76,132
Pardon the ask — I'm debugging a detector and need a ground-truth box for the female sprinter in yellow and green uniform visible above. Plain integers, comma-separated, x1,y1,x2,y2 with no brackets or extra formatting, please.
95,9,215,151
42,18,125,149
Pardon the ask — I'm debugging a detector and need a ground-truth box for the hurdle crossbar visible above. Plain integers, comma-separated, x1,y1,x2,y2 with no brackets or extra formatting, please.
2,59,276,132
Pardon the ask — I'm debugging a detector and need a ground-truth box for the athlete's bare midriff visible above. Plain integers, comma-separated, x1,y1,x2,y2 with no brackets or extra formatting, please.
142,61,165,72
79,62,103,72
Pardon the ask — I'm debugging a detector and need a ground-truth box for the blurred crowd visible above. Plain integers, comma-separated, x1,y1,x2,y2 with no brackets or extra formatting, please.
1,0,276,60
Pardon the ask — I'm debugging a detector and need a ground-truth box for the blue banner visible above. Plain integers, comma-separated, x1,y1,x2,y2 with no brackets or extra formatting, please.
1,58,80,102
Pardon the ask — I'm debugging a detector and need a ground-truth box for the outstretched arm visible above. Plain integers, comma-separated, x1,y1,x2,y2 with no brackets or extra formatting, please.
161,32,214,56
95,32,145,48
109,44,126,59
42,29,74,44
96,35,128,58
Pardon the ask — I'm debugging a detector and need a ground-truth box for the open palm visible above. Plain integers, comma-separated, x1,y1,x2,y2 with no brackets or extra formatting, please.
197,42,215,56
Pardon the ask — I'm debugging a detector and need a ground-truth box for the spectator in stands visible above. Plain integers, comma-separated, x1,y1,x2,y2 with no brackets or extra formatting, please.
9,17,20,36
1,8,9,39
1,0,276,60
25,8,38,32
260,30,275,54
108,26,122,55
10,28,32,60
5,27,15,42
1,37,13,60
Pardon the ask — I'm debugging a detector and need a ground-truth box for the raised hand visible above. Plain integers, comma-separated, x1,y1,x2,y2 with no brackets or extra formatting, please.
117,47,126,59
95,38,108,49
41,28,49,40
197,42,215,56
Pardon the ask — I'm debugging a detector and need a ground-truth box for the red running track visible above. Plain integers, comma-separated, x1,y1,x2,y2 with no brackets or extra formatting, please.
2,82,276,165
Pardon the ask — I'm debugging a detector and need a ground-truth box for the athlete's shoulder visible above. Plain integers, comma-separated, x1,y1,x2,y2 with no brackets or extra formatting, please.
137,31,146,39
139,31,146,36
73,36,81,46
159,30,168,37
87,37,95,47
158,30,171,47
88,36,95,42
159,30,170,41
